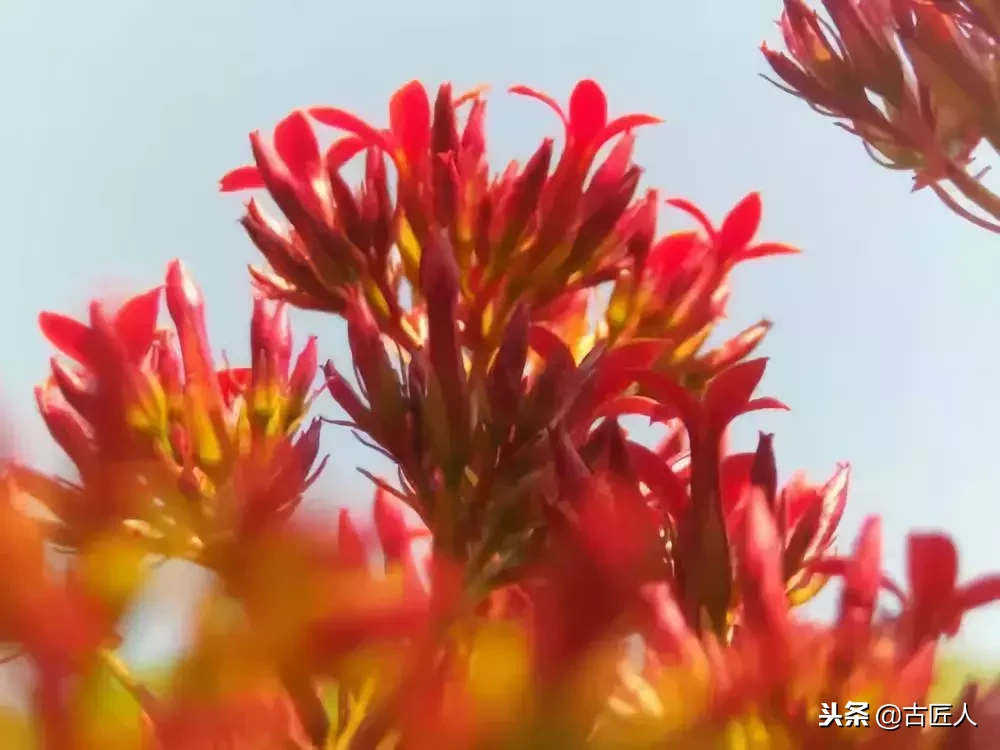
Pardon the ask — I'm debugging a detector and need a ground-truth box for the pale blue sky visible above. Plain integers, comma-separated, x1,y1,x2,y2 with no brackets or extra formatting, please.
1,0,999,686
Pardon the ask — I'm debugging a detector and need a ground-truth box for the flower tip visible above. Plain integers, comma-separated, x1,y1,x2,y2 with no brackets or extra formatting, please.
165,259,202,307
219,164,264,193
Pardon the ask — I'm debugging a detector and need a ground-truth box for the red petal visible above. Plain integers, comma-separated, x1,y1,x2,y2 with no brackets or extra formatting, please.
528,324,576,371
601,113,663,143
666,198,717,239
738,241,801,261
308,107,394,153
113,286,162,363
720,452,755,516
373,486,409,564
592,395,662,422
38,312,96,368
907,533,959,603
702,320,772,372
324,136,367,172
847,515,884,607
704,357,770,426
337,508,368,568
219,165,265,192
273,111,322,183
809,463,850,553
389,80,431,169
739,490,790,637
718,192,762,256
567,79,608,145
958,575,1000,612
628,370,703,433
508,85,568,126
453,84,488,108
218,367,252,407
741,397,790,414
601,338,668,373
626,442,690,515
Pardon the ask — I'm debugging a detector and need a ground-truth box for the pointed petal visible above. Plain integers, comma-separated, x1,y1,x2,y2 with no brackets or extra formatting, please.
704,357,770,427
700,320,772,373
737,241,801,261
373,486,409,564
601,113,663,143
567,79,608,145
907,533,959,604
718,192,762,256
958,575,1000,612
750,431,778,510
324,136,367,172
628,369,703,433
739,490,790,638
592,395,662,422
626,441,690,515
273,111,322,183
113,286,162,363
389,80,432,169
308,107,393,153
666,197,717,239
219,165,265,192
528,324,576,372
38,312,96,369
337,509,368,568
508,85,568,126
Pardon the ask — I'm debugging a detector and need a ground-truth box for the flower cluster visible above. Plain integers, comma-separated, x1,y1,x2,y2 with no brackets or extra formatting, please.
762,0,1000,233
0,78,997,748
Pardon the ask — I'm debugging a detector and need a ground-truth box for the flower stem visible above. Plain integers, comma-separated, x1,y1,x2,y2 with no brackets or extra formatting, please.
97,648,161,721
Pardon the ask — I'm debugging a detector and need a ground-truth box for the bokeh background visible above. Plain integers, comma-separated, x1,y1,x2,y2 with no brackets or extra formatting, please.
2,0,998,704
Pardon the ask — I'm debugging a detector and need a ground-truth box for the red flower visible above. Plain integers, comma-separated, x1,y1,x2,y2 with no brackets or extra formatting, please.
901,532,1000,645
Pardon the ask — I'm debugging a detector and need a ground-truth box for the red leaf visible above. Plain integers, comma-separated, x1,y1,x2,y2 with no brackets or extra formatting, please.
718,192,762,256
389,80,432,169
567,79,608,145
705,357,770,427
38,312,96,368
508,85,568,125
273,111,322,183
219,165,265,192
113,286,162,364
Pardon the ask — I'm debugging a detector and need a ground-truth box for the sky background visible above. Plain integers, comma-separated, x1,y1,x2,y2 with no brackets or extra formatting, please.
1,0,999,700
